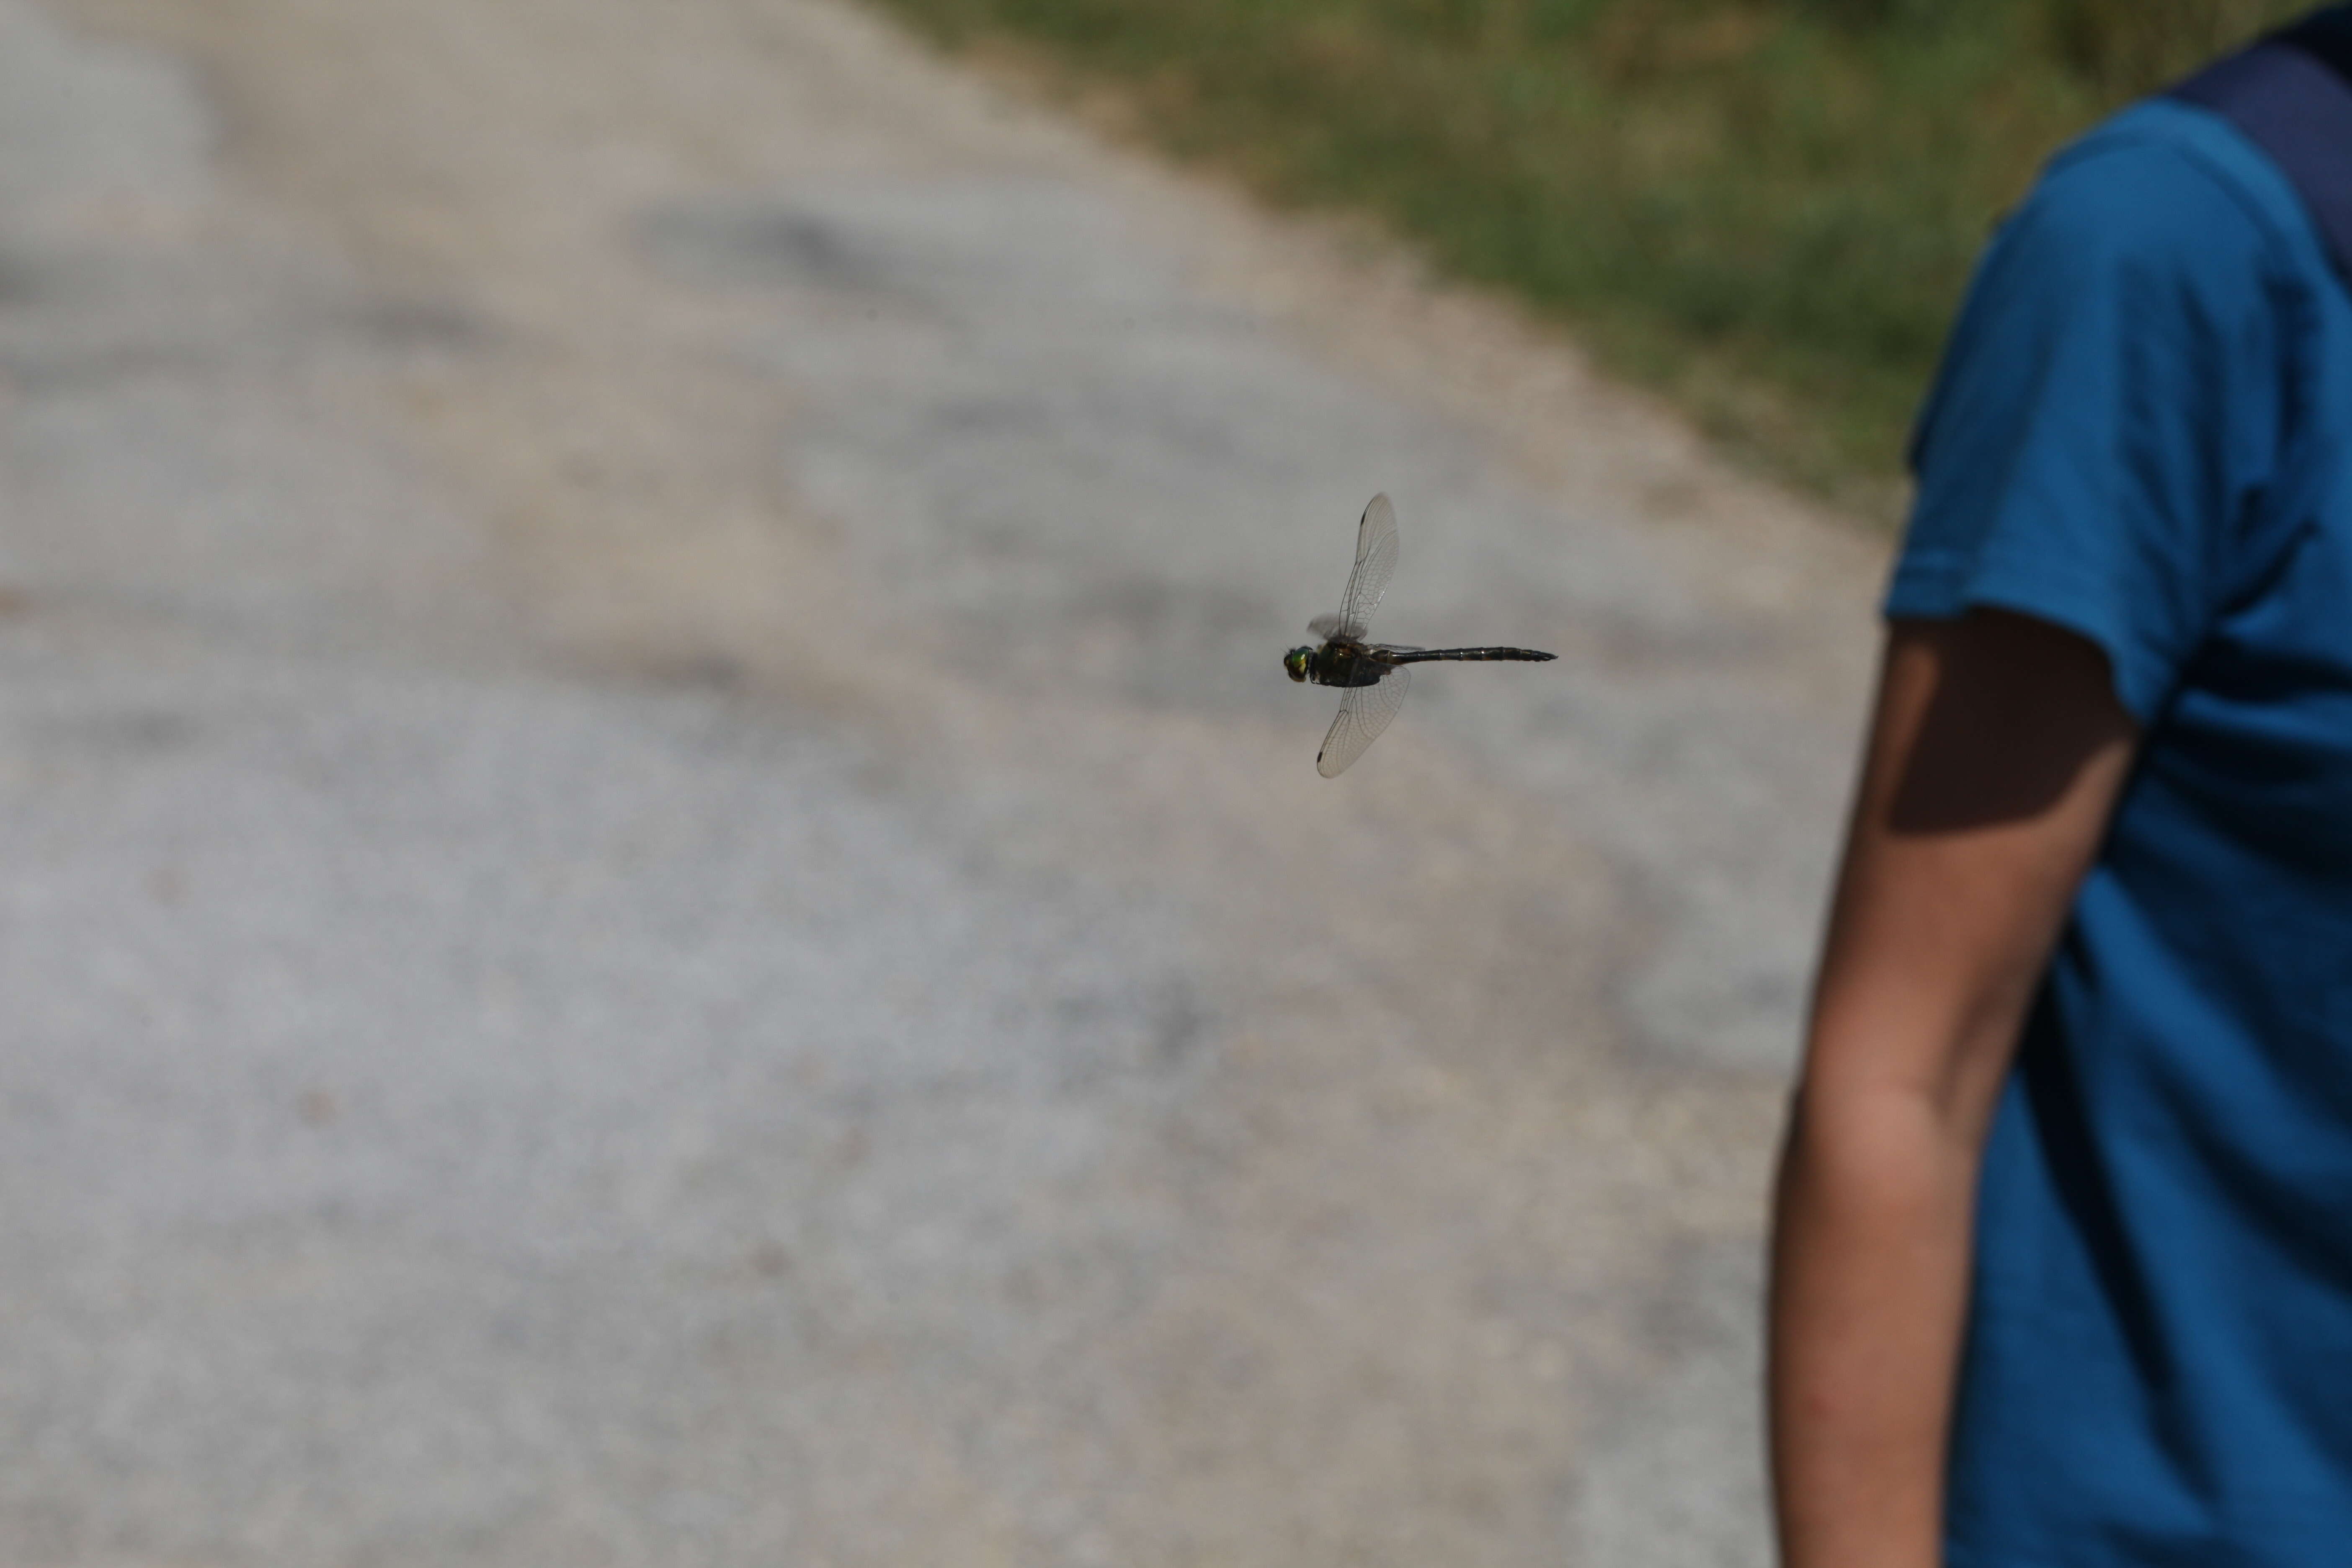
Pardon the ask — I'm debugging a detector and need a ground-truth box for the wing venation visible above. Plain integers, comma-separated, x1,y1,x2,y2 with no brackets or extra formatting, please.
1316,667,1409,778
1334,494,1399,640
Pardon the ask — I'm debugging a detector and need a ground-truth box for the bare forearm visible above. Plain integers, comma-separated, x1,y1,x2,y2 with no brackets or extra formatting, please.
1769,1083,1984,1568
1767,615,2138,1567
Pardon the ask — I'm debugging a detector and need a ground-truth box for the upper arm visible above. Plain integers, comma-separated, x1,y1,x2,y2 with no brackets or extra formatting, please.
1802,611,2139,1129
1812,127,2286,1124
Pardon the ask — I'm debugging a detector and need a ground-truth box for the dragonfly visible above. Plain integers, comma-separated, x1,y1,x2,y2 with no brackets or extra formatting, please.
1284,494,1556,777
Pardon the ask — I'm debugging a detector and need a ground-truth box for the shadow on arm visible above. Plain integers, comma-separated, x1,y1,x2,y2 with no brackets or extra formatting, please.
1886,608,2140,835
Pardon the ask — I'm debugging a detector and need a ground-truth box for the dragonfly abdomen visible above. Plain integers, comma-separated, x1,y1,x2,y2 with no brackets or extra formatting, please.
1383,646,1556,664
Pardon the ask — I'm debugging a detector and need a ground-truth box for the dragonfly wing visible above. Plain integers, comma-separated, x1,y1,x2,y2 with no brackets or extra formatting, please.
1335,493,1400,640
1317,666,1409,778
1306,613,1347,640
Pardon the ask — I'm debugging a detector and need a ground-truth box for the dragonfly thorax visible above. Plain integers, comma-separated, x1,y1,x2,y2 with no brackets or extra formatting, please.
1283,647,1313,683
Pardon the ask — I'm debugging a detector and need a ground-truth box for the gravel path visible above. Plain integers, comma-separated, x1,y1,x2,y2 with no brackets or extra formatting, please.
0,1,1889,1562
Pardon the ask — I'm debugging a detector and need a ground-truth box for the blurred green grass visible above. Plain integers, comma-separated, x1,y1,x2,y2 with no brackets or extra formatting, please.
867,0,2313,514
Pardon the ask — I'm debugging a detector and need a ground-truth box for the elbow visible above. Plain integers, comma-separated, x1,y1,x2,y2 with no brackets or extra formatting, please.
1793,984,2035,1161
1777,1062,2002,1229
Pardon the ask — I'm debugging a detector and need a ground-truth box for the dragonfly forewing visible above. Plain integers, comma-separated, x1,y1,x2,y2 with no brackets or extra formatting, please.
1336,493,1399,640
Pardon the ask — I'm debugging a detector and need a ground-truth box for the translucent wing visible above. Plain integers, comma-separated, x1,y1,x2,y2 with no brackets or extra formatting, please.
1306,614,1346,640
1316,666,1409,778
1333,493,1400,640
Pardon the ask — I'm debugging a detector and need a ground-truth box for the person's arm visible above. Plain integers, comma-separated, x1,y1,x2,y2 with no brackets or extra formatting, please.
1769,608,2141,1568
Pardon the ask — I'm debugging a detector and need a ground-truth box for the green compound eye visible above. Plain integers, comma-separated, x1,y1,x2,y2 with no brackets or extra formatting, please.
1283,648,1312,682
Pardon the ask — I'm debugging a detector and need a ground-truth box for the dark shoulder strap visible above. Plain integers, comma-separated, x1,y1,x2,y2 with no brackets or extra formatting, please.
2169,7,2352,280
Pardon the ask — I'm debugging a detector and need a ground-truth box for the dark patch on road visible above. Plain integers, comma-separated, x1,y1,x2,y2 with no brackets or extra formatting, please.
0,245,39,306
21,705,201,759
342,296,491,354
635,200,902,296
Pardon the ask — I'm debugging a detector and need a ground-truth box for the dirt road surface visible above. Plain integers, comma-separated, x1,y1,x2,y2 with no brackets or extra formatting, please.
0,1,1890,1562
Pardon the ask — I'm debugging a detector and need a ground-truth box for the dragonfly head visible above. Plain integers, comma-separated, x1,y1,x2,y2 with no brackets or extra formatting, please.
1283,647,1313,683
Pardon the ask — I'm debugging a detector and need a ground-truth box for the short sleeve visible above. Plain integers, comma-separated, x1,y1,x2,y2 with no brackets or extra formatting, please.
1888,128,2288,722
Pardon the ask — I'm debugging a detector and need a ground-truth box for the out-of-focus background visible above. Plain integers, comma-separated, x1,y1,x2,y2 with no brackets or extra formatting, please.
880,0,2316,511
0,2,2303,1564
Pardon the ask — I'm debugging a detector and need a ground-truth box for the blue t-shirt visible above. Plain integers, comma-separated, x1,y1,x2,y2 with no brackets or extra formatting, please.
1888,100,2352,1566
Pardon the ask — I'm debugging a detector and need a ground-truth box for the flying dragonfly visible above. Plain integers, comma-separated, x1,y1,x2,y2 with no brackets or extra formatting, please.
1284,494,1556,777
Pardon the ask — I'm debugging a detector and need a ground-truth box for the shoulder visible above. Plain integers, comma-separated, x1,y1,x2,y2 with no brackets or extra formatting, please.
1989,101,2317,309
1893,106,2316,721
